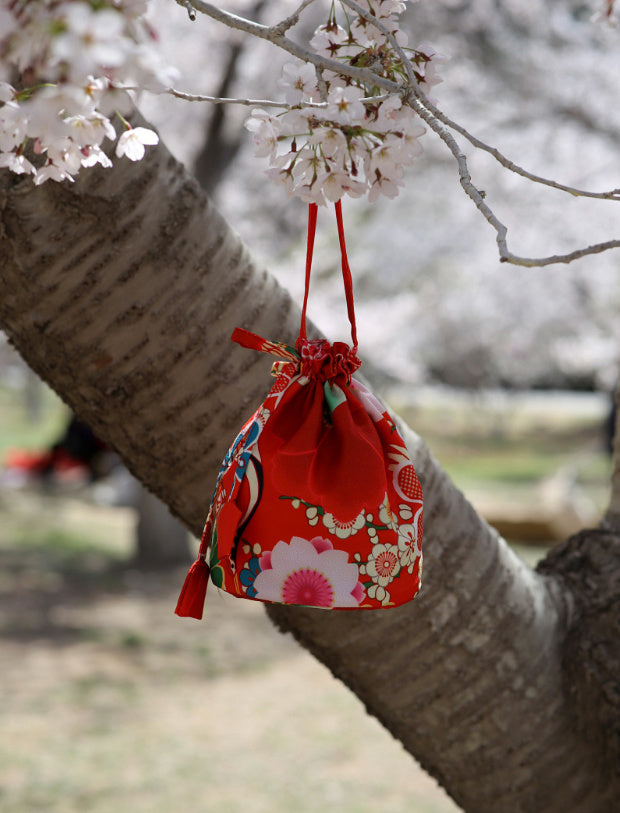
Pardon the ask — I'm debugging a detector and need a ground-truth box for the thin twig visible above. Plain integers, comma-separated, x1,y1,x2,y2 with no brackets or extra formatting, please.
342,0,620,203
406,92,620,266
166,86,382,107
178,0,620,268
409,84,620,203
178,0,402,91
166,88,290,107
406,96,512,259
273,0,318,35
181,0,196,21
500,240,620,267
330,2,620,264
117,84,320,110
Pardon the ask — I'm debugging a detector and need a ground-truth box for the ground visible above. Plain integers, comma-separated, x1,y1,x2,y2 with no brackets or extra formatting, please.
0,492,458,813
0,382,610,812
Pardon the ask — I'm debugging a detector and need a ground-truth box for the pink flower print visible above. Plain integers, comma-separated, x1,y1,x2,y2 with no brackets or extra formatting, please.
282,568,335,606
253,536,365,608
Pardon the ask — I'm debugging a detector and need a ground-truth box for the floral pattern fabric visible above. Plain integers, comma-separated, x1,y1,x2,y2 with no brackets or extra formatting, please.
194,330,423,611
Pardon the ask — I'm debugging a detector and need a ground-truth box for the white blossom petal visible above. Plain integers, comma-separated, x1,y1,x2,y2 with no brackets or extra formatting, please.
115,127,159,161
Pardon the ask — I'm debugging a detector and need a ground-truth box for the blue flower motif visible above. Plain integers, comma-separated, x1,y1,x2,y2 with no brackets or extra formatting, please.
217,429,244,479
239,556,261,598
218,417,263,485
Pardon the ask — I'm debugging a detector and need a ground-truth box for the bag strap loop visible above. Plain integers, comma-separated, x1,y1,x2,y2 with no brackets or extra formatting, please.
298,201,358,351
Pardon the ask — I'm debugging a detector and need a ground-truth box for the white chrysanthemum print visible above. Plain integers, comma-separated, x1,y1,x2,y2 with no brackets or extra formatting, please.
366,542,401,587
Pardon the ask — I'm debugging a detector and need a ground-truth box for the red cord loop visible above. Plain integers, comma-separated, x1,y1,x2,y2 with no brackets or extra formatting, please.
298,201,358,351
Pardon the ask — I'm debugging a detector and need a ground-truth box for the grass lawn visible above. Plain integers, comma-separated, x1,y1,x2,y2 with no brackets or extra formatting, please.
0,382,67,458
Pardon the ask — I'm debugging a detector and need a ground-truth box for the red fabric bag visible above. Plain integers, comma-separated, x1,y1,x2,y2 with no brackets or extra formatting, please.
176,203,422,617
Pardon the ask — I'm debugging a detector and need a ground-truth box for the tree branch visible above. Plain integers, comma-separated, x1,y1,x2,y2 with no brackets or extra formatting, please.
177,0,403,90
405,91,620,266
178,0,620,268
410,84,620,203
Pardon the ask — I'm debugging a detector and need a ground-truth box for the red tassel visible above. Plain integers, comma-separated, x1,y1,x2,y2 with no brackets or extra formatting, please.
175,557,210,619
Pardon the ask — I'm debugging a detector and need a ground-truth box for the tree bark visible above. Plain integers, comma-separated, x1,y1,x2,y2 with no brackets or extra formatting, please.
135,484,191,566
604,380,620,531
0,138,618,812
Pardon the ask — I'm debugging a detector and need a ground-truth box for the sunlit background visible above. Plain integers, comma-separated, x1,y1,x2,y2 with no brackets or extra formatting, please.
1,1,618,810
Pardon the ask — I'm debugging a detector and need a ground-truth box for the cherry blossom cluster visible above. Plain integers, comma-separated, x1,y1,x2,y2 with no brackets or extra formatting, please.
0,0,167,184
246,0,444,204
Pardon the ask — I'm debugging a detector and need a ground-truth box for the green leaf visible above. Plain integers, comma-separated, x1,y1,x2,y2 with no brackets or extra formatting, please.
211,566,224,589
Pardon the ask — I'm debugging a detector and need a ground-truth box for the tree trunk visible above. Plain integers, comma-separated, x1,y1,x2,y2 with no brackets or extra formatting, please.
0,137,618,812
135,484,191,566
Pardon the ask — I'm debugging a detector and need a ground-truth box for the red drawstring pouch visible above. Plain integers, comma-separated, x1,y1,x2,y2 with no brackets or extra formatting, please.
176,202,422,617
